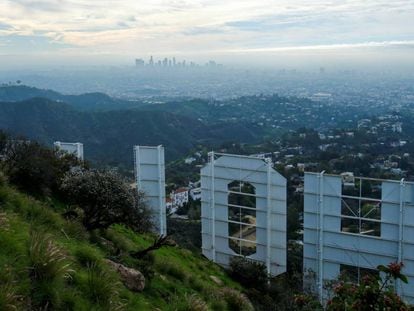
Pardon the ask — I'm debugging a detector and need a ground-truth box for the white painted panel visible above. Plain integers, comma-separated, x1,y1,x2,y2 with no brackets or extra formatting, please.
304,172,414,303
134,145,166,235
201,153,287,276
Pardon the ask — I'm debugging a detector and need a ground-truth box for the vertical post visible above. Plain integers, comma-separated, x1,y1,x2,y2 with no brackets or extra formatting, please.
157,145,165,236
135,146,141,189
209,152,216,262
133,147,136,187
317,171,325,302
266,158,272,275
397,178,405,296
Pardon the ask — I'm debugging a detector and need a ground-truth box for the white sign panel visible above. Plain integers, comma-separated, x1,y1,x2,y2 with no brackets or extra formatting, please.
304,172,414,304
201,152,287,276
134,145,166,235
54,141,84,160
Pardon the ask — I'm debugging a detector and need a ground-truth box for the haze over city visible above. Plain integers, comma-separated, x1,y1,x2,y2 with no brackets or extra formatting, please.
0,0,413,69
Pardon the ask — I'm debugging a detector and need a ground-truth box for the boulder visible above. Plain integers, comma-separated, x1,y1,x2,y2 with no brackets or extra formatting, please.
209,275,224,286
105,259,145,292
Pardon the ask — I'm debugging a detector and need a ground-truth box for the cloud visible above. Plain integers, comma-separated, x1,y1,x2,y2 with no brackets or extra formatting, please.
0,22,12,31
183,26,225,36
0,0,413,56
11,0,68,12
221,40,414,54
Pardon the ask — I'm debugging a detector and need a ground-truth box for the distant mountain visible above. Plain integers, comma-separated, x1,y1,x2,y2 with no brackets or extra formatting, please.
0,85,144,111
0,97,263,166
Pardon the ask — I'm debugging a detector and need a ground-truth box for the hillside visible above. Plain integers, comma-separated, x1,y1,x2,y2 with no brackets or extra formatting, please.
0,175,251,310
0,97,261,165
0,85,144,111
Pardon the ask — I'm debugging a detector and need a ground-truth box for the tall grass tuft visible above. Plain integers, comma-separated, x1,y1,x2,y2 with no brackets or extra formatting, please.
28,231,71,282
28,231,72,309
63,219,89,241
75,245,102,267
220,288,254,311
0,265,21,311
85,262,123,310
168,293,208,311
0,212,9,230
184,294,209,311
0,283,19,311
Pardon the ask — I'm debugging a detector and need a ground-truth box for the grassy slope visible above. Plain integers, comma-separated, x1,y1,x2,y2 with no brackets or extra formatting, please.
0,179,244,310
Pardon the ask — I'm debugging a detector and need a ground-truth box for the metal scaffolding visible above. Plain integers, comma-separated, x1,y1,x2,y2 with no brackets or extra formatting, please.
304,172,414,304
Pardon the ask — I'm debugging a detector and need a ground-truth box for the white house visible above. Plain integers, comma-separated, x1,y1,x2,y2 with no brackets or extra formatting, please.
172,187,189,207
189,187,201,201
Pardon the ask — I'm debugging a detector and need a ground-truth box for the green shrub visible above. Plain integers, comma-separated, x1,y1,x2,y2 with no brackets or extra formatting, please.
1,140,80,196
167,218,201,250
229,257,268,290
60,170,150,231
325,262,409,311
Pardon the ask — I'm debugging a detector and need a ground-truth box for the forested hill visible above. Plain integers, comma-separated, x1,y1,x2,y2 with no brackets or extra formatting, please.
0,85,144,111
0,97,263,166
0,84,344,168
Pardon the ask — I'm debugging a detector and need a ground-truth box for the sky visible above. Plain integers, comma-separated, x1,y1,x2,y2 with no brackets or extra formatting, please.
0,0,414,68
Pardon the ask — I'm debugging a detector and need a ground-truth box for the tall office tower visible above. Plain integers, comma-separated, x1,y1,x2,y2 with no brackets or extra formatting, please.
135,58,145,67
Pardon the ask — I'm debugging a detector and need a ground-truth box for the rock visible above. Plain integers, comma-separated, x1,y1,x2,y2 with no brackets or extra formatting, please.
105,259,145,292
209,275,223,286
